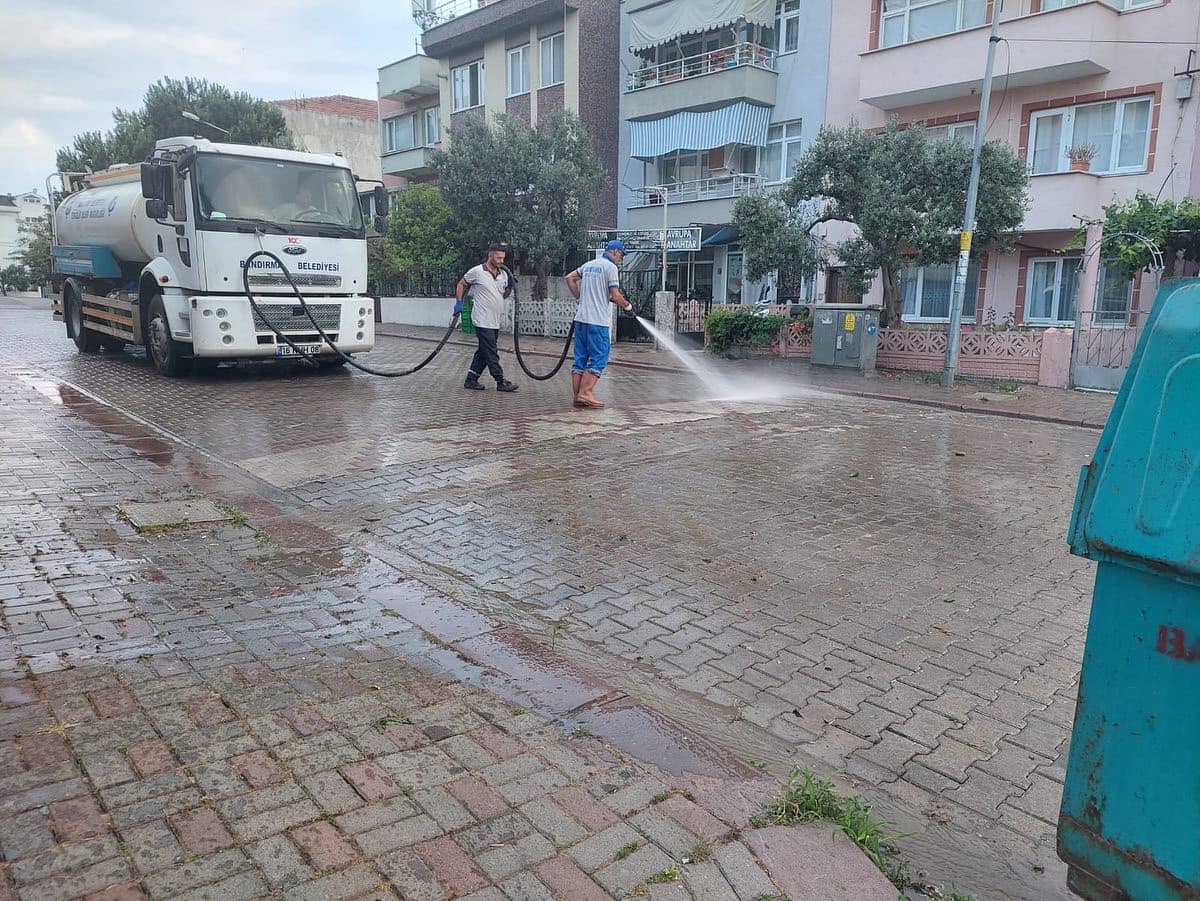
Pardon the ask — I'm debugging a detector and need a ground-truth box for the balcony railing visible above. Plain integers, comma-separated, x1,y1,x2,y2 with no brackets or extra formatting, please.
634,174,765,207
627,43,776,93
412,0,500,31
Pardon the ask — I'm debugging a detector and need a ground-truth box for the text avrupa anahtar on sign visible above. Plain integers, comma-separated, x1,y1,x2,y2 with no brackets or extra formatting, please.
586,228,702,252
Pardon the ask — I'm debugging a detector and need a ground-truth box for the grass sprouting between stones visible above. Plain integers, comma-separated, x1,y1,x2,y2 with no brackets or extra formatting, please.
764,768,916,891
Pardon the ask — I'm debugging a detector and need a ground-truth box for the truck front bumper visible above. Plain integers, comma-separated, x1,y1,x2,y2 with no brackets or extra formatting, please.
185,296,376,359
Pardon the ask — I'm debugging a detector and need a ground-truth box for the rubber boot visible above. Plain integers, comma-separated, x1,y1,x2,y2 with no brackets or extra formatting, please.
577,371,604,408
572,372,583,406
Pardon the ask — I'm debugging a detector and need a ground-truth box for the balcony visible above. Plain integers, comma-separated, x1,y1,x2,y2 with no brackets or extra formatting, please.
382,146,438,178
625,175,764,230
379,54,440,101
1022,170,1105,232
625,44,778,121
417,0,566,58
412,0,501,31
860,1,1119,111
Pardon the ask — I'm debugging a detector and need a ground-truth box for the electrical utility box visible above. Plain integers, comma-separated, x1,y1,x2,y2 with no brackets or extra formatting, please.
810,304,881,371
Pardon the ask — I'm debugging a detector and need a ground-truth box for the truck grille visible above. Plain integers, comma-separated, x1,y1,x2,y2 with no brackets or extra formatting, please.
253,303,342,332
247,273,342,288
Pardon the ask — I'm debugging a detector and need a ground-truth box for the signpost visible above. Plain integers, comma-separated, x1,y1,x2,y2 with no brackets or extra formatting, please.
586,228,702,252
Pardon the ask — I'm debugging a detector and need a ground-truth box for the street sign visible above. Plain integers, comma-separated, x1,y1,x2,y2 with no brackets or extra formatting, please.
586,228,702,252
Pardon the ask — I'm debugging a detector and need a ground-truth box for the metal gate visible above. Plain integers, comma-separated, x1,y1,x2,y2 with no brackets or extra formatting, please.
1071,309,1150,391
617,268,660,342
674,293,712,349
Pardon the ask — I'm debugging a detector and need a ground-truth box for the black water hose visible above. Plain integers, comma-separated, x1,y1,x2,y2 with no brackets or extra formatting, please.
504,266,575,381
241,249,459,378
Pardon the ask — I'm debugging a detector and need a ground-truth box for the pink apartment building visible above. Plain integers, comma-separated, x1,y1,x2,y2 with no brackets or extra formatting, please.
820,0,1199,330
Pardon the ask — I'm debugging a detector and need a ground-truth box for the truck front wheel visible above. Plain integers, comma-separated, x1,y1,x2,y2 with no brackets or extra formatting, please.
66,286,101,353
146,295,187,377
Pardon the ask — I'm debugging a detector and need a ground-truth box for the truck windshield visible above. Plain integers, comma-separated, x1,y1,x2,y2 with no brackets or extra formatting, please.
194,154,364,236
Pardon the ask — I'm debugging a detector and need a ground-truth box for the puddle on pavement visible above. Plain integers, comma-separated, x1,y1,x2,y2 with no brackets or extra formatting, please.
13,370,176,466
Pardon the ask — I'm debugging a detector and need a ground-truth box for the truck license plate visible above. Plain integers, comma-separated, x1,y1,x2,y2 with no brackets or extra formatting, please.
275,343,323,357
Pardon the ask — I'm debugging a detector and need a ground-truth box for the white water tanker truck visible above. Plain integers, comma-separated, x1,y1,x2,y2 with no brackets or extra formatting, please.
51,136,387,376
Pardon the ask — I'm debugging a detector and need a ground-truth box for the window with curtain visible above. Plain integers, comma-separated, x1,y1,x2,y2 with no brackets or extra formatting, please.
900,261,979,321
423,107,440,146
1024,258,1134,324
540,33,564,88
881,0,986,48
1029,96,1153,175
761,121,803,183
507,45,529,96
925,122,976,144
776,0,801,54
383,114,417,153
451,61,484,112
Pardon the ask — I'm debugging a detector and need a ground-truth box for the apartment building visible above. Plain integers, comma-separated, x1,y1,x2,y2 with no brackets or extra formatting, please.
379,0,621,227
826,0,1200,326
617,0,832,304
0,191,48,267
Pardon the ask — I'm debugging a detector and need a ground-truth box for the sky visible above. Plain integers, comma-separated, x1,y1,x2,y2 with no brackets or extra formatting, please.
0,0,420,196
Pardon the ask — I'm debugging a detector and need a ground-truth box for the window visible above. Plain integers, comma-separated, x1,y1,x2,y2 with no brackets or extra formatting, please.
507,45,530,96
925,121,976,144
881,0,986,48
424,107,440,146
1027,257,1134,324
776,0,801,54
540,33,564,88
1029,96,1152,175
900,261,979,321
451,61,484,112
383,114,417,153
761,121,804,183
1042,0,1157,9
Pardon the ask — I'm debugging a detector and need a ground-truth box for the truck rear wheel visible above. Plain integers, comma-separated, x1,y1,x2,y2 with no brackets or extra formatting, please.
146,295,187,377
66,286,101,353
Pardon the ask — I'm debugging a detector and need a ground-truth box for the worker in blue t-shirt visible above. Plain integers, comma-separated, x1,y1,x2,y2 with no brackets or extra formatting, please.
564,240,634,409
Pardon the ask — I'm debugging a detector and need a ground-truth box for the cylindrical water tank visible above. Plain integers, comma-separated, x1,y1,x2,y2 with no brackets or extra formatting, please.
55,179,158,265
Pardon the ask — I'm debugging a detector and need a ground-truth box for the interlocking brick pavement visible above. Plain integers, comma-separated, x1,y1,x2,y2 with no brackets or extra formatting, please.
0,300,1106,898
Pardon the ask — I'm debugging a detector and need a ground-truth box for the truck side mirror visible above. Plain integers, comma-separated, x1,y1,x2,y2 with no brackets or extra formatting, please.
145,198,168,220
141,163,164,200
373,185,389,219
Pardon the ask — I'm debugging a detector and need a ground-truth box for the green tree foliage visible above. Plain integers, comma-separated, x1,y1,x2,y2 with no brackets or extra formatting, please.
372,183,465,284
0,264,32,295
57,77,293,171
433,110,604,298
16,215,53,287
734,122,1028,325
1090,191,1200,278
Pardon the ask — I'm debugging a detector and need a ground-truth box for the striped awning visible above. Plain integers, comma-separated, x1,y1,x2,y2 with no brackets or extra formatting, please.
630,101,771,159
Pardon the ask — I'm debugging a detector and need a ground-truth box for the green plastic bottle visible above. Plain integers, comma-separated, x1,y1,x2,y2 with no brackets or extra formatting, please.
460,297,475,335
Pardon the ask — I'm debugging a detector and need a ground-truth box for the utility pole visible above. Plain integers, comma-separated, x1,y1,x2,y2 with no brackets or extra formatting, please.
653,186,669,293
942,5,1003,387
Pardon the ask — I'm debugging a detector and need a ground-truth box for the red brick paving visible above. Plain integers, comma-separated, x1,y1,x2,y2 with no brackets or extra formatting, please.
279,705,331,736
551,787,619,832
340,761,402,802
406,679,453,706
82,882,147,901
235,663,276,686
534,855,610,901
186,695,234,727
169,807,234,854
126,739,176,777
469,726,523,761
18,731,71,767
414,836,490,896
383,724,429,751
49,796,108,841
290,821,359,871
445,775,509,821
0,682,37,706
89,687,137,718
230,749,285,789
658,794,732,842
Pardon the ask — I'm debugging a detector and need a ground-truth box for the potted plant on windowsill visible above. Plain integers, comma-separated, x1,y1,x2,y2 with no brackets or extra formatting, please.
1066,143,1099,173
